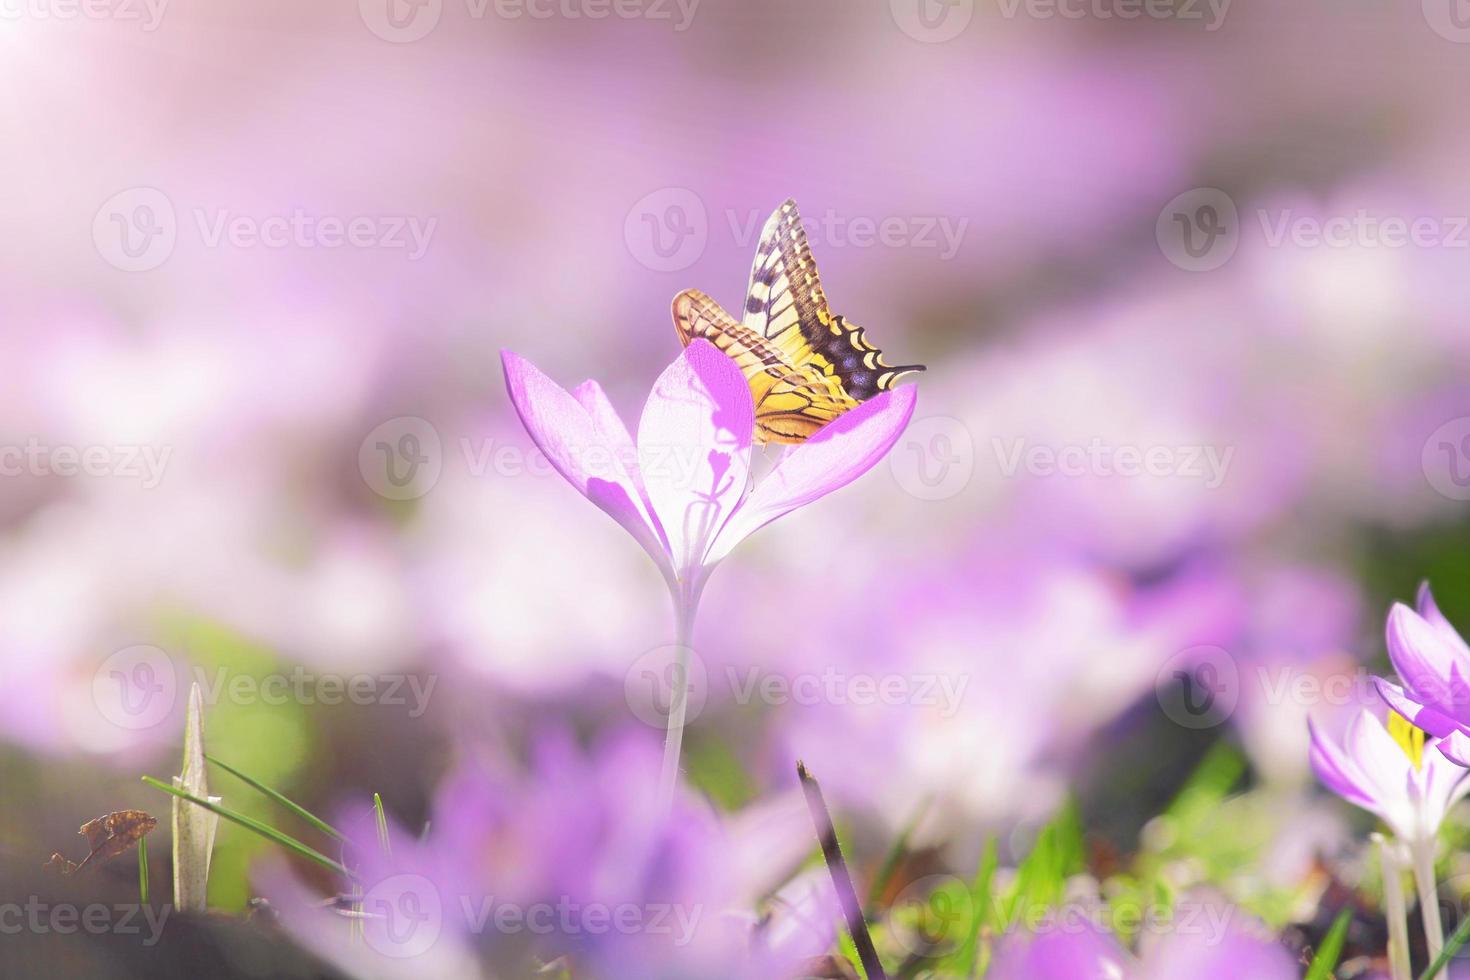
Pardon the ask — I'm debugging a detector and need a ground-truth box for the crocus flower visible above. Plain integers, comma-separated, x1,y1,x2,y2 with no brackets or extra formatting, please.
1373,584,1470,767
1309,704,1470,968
501,339,917,804
500,339,917,598
1307,707,1470,849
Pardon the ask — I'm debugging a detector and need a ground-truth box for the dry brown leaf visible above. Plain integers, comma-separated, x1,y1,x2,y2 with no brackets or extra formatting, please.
46,809,158,875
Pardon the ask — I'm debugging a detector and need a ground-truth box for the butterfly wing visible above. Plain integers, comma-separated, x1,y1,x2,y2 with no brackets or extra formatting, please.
743,200,925,399
673,288,858,444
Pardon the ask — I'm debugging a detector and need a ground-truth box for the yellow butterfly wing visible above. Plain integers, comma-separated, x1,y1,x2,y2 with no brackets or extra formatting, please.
742,200,924,400
672,288,858,444
671,199,924,443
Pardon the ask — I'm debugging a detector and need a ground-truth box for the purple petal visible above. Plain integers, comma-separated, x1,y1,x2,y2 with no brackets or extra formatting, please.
1138,910,1298,980
574,378,668,551
636,339,754,575
501,350,670,574
1374,676,1462,739
987,924,1130,980
1307,716,1378,812
1439,729,1470,768
707,385,917,565
1387,602,1470,715
1419,581,1470,660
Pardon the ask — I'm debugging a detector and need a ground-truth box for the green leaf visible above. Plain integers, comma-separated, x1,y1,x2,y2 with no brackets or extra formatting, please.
174,684,221,913
1306,908,1352,980
373,793,391,857
137,834,149,905
143,776,352,879
960,835,999,977
207,754,345,842
1421,908,1470,980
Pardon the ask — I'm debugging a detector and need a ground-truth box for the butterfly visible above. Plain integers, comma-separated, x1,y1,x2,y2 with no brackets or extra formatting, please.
671,199,925,444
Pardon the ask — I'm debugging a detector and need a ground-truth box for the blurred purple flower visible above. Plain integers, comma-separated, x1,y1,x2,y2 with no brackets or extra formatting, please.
260,728,825,980
1375,584,1470,767
987,907,1297,980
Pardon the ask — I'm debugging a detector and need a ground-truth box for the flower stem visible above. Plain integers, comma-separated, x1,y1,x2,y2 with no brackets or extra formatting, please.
1376,834,1411,980
656,583,699,814
1413,838,1445,972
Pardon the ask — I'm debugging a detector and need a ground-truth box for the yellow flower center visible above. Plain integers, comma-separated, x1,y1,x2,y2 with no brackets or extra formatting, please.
1389,711,1426,771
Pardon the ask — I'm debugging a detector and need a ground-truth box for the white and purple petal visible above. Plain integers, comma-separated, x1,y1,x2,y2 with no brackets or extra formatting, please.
706,385,917,565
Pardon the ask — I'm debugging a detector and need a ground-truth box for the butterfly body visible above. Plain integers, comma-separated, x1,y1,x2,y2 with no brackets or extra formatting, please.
672,199,924,444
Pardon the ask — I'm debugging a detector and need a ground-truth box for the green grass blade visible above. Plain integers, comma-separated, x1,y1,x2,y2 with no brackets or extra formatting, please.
1306,908,1352,980
961,835,998,977
373,793,391,857
1421,907,1470,980
143,776,353,879
137,834,149,905
206,755,345,842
